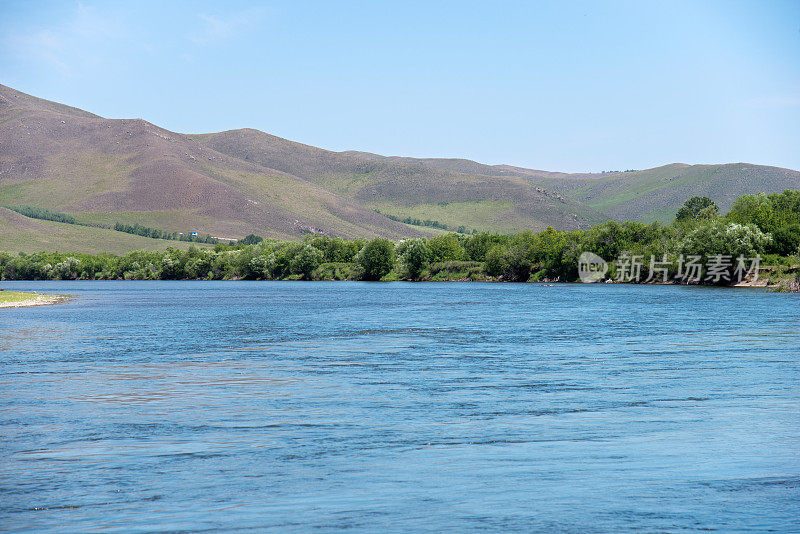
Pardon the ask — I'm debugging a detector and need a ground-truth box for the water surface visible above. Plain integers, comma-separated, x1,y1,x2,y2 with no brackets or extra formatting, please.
1,281,798,532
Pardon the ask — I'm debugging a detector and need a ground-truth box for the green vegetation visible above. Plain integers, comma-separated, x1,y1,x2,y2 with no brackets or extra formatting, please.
0,208,212,255
373,209,476,234
238,234,264,245
374,210,448,230
771,271,800,293
354,238,395,281
4,204,220,245
675,196,718,223
6,206,77,225
396,238,431,279
1,191,797,288
772,225,800,257
113,223,219,244
0,290,65,307
0,291,38,304
727,190,800,256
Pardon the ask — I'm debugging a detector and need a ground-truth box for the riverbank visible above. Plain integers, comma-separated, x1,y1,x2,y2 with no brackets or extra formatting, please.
1,253,797,291
0,290,70,308
740,265,800,292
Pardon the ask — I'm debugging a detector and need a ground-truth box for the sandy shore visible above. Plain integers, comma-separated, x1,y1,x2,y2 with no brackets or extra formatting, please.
0,292,70,308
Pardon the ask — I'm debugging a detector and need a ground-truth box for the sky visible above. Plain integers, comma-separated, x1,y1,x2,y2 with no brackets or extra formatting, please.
1,0,799,172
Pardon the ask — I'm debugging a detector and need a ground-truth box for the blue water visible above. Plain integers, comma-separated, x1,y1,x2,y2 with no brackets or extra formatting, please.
0,281,798,532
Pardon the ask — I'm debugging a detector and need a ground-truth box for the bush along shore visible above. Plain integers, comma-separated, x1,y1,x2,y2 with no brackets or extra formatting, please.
1,192,798,290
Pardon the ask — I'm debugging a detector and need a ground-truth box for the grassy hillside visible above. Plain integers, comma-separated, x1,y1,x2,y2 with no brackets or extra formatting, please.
0,84,428,243
1,82,798,253
0,208,211,254
342,151,568,179
531,163,800,222
339,154,800,224
195,129,606,232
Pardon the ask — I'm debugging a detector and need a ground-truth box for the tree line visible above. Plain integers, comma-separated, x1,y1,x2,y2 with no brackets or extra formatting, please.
112,223,218,244
4,205,219,244
7,206,77,225
1,191,798,284
372,209,476,234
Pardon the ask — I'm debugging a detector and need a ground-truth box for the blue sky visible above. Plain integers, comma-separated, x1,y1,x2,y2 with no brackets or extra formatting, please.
1,0,798,172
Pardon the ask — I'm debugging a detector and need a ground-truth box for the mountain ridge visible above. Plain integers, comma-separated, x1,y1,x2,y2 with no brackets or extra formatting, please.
1,83,799,252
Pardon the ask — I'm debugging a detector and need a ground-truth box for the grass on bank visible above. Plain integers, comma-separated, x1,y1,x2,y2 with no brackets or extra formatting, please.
0,290,66,308
0,290,34,304
762,267,800,292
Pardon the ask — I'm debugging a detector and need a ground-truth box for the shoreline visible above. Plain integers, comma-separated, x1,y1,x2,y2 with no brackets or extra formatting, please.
0,291,70,309
0,278,790,288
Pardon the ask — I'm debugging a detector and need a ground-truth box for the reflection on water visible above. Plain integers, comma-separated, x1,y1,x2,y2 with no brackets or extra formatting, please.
0,281,798,532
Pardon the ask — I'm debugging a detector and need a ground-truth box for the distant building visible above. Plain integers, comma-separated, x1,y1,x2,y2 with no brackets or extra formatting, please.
190,231,198,237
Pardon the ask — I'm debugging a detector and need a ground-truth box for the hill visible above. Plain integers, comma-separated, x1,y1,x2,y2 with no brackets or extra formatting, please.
530,163,800,222
1,83,799,253
337,155,800,223
192,129,605,233
0,84,429,247
0,208,211,254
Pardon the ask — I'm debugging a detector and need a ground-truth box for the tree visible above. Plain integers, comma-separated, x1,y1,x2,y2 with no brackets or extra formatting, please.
355,238,395,281
290,245,324,279
396,238,431,279
770,224,800,256
484,245,508,277
307,235,363,263
186,251,213,279
680,220,771,258
503,244,533,281
675,197,719,223
427,233,465,262
483,234,536,281
464,232,501,262
238,234,264,246
726,193,775,232
678,220,771,283
52,257,81,280
727,190,800,235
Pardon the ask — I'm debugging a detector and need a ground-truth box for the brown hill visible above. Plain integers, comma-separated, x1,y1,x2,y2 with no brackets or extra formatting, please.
193,129,605,232
0,84,428,241
1,82,799,253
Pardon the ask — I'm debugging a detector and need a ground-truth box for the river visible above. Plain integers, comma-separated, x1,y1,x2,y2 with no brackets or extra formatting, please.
1,281,798,531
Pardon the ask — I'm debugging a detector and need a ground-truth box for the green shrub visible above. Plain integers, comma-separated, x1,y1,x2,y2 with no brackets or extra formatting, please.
238,234,264,245
355,238,395,281
465,232,507,262
675,197,718,223
484,246,508,278
290,245,324,278
427,261,483,280
770,224,800,256
396,238,431,279
428,233,465,262
313,262,357,281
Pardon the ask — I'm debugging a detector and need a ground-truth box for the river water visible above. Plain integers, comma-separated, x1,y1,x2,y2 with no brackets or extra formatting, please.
1,281,798,532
